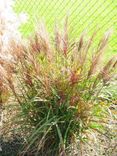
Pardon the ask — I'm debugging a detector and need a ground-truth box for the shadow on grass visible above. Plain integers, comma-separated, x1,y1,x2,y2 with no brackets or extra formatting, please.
0,136,23,156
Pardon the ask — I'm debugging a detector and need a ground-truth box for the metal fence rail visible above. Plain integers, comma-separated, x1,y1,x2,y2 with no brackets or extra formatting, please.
14,0,117,54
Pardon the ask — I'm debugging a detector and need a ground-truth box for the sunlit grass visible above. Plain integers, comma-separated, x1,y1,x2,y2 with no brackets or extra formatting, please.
14,0,117,57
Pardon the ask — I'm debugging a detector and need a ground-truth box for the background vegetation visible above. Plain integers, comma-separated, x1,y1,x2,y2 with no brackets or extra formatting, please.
14,0,117,58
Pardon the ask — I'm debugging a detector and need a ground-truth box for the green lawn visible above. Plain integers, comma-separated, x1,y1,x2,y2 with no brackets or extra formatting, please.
14,0,117,57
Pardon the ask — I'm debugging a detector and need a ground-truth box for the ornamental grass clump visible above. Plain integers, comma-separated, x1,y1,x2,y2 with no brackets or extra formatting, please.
0,0,27,109
1,18,117,156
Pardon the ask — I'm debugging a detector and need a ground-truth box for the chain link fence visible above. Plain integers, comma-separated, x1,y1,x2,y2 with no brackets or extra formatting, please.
14,0,117,55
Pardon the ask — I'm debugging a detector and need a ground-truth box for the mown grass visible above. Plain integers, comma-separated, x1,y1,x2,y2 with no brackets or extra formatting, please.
14,0,117,58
